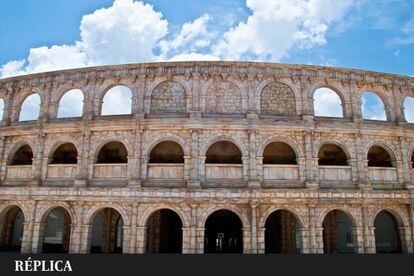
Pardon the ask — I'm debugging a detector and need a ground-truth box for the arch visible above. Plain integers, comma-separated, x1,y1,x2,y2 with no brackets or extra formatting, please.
206,141,242,164
367,145,395,167
19,93,41,122
318,143,349,166
322,210,356,254
0,206,24,252
0,98,4,121
145,208,183,253
258,136,303,160
101,85,132,116
41,207,71,253
49,143,78,164
361,91,387,121
205,81,242,114
8,144,33,165
313,87,344,117
403,96,414,123
374,210,402,253
204,209,243,253
149,141,184,163
57,89,84,118
264,209,301,253
89,207,124,253
96,141,128,164
262,141,297,164
150,81,186,114
260,82,296,116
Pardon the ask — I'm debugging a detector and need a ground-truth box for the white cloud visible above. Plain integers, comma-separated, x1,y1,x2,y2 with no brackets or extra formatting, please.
169,53,220,62
313,88,343,117
361,92,387,121
1,0,168,78
159,14,213,59
213,0,355,61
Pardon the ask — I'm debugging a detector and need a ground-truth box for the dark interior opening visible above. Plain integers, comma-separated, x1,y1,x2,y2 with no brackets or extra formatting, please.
50,143,78,164
263,142,297,165
205,141,242,164
265,210,299,253
367,146,393,167
149,141,184,163
318,144,348,166
97,142,127,164
10,145,33,165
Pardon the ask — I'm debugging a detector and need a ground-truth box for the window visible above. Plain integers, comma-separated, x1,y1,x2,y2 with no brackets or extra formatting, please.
57,89,84,118
361,92,386,121
19,94,41,121
101,86,132,116
313,88,343,117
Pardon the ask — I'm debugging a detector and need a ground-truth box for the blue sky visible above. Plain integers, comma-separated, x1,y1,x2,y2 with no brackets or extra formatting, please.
1,0,413,77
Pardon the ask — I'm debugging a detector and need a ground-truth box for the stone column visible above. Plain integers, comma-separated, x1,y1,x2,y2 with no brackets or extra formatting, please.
122,226,132,253
399,226,413,253
20,222,34,253
189,130,200,187
31,222,45,253
140,156,149,180
242,227,251,254
242,157,249,182
399,137,411,188
128,204,138,253
195,227,205,254
184,156,191,180
257,227,265,254
0,136,6,183
79,224,92,254
250,204,258,253
75,130,91,186
198,156,206,182
300,227,311,254
248,130,258,182
69,224,83,253
308,205,322,253
182,227,192,254
304,130,318,189
352,227,365,253
136,226,147,254
361,205,375,253
128,129,142,186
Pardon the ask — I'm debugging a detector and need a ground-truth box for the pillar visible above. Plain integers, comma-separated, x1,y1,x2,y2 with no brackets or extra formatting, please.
182,227,192,254
136,226,146,253
69,224,83,253
31,222,45,253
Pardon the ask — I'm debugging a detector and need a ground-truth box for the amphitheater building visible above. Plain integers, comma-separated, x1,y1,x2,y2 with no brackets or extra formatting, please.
0,61,413,254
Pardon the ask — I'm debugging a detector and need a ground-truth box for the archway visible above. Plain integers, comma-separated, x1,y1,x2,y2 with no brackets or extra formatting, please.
367,146,394,167
361,91,387,121
318,144,348,166
145,209,183,253
41,207,71,253
0,98,4,121
96,142,128,164
57,89,84,118
49,143,78,164
19,93,41,122
265,210,300,253
101,85,132,116
0,206,24,252
9,145,33,165
149,141,184,163
263,142,297,164
204,210,243,253
90,208,123,253
322,210,355,254
313,87,344,117
206,141,242,164
374,211,402,253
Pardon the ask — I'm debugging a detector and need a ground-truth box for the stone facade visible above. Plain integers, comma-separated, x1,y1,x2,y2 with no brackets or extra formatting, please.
260,82,296,116
0,61,413,254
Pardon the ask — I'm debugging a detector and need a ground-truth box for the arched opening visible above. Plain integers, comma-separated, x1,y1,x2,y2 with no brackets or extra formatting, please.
96,142,127,164
49,143,78,164
411,151,414,169
146,209,183,253
0,207,24,252
204,210,243,253
265,210,300,253
263,142,297,164
90,208,123,253
403,96,414,123
361,92,387,121
206,141,242,164
57,89,84,118
101,85,132,116
318,144,348,166
0,98,4,121
41,207,71,253
367,146,394,167
374,211,402,253
150,81,186,114
322,210,355,254
149,141,184,163
9,145,33,165
313,87,344,117
19,93,41,122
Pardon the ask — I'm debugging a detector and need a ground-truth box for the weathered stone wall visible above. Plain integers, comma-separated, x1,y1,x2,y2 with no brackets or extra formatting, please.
0,61,413,254
260,82,296,116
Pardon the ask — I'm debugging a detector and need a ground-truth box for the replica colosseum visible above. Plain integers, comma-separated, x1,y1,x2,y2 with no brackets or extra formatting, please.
0,61,413,254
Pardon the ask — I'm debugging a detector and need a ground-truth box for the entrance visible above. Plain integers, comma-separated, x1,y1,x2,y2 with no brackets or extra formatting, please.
204,210,243,253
